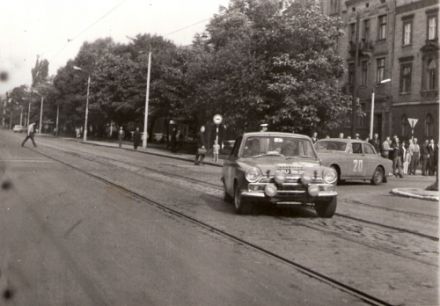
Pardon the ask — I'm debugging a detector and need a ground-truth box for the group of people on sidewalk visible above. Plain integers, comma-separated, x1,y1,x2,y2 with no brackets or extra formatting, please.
380,136,438,177
117,126,142,150
312,131,438,178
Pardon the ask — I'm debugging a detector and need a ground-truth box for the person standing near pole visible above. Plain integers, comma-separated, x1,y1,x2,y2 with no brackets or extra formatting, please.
421,139,430,176
194,125,207,165
133,127,141,150
21,122,37,147
118,126,125,148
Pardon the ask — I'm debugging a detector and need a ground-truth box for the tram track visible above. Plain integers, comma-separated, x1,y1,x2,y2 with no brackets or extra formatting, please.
44,144,438,243
32,147,394,306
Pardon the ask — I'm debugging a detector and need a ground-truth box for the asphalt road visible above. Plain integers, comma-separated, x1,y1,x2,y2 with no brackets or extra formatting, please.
0,130,438,305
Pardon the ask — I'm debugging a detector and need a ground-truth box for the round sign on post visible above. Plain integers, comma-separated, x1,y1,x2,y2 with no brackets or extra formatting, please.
213,114,223,125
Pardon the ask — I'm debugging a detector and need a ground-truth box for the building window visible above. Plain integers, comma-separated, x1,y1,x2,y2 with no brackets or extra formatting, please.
348,63,355,87
378,15,387,40
376,58,385,83
403,20,412,46
361,60,368,85
401,114,409,137
425,114,434,138
423,58,438,91
427,14,438,40
363,19,370,41
400,63,412,93
350,23,356,43
330,0,339,14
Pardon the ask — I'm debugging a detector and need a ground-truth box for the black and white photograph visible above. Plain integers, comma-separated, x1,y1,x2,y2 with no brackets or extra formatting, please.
0,0,438,305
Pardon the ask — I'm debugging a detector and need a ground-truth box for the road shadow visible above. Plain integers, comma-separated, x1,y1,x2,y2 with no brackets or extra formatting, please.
201,193,318,218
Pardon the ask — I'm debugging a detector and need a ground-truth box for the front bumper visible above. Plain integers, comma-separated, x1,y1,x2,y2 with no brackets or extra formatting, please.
243,182,337,199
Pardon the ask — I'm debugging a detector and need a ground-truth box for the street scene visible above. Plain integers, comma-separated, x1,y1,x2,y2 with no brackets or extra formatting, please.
1,0,439,305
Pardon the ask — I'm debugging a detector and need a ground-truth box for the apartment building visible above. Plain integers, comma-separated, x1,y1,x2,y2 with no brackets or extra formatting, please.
321,0,438,141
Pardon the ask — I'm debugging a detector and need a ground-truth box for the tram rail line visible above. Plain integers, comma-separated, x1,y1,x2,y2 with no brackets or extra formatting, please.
37,143,439,242
32,147,394,306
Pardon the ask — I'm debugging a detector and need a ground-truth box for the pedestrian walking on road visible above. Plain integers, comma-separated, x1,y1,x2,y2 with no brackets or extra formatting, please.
118,127,125,148
133,127,141,150
21,122,37,148
391,137,403,178
421,139,430,176
194,126,207,165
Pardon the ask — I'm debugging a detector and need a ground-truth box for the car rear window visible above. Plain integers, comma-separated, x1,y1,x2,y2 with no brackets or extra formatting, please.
315,141,347,152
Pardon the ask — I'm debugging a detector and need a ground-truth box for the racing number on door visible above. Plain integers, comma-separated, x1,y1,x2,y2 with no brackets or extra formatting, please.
353,160,363,172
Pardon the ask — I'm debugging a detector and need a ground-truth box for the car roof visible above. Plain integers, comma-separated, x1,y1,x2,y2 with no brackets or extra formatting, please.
316,138,370,144
243,132,311,139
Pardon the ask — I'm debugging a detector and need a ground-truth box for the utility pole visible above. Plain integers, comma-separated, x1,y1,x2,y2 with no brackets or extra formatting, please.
55,104,60,136
142,51,152,149
351,13,360,137
39,96,44,133
83,75,91,141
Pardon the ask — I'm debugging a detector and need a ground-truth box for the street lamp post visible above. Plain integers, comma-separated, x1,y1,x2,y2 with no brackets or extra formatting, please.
142,51,152,149
369,78,391,139
73,66,91,142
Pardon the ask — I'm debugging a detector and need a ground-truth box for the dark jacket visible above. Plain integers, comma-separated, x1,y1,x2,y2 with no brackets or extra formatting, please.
133,131,141,146
421,144,430,158
197,131,206,148
370,138,381,153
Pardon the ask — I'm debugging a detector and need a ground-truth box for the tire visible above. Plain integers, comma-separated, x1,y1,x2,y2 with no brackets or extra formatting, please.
223,181,233,203
331,165,342,185
371,167,384,185
315,197,337,218
234,184,252,214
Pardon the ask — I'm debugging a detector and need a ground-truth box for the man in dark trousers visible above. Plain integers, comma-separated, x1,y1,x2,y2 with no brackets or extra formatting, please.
420,139,430,176
428,139,436,175
194,125,207,165
133,127,141,150
21,122,37,147
369,133,381,154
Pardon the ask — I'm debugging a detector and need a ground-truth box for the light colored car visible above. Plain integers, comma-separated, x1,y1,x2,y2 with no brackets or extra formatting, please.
222,132,338,217
315,138,393,185
12,125,25,133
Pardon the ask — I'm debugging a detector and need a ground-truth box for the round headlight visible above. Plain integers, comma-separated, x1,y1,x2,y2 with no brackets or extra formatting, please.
274,170,286,184
301,175,311,185
245,167,262,183
264,183,278,197
308,184,320,197
323,168,337,184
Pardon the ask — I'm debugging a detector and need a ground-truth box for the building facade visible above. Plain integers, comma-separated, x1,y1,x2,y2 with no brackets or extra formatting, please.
321,0,439,142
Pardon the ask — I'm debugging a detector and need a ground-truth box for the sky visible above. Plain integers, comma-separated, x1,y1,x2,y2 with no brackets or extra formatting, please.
0,0,230,95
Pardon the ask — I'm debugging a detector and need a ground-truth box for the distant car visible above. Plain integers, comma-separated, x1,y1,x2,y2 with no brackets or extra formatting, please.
315,138,393,185
221,132,338,217
12,125,25,133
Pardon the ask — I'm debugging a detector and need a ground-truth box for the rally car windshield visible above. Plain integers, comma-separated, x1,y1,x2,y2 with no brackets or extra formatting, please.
315,141,347,152
241,136,316,159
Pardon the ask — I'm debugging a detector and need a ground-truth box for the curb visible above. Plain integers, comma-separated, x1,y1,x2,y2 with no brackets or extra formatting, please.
79,140,223,168
390,188,439,202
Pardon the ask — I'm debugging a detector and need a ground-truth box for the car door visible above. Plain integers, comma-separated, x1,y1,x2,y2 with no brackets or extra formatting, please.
350,142,367,178
362,142,378,178
222,137,242,195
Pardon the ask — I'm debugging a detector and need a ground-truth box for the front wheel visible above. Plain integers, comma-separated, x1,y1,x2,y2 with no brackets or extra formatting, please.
315,197,337,218
234,184,252,214
223,181,233,203
371,167,384,185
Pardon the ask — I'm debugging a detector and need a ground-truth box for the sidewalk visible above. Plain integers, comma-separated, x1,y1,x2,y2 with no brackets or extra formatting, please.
79,139,223,168
390,187,439,202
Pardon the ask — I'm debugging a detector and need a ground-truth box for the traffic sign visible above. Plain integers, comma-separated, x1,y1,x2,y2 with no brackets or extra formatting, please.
407,118,418,129
213,114,223,125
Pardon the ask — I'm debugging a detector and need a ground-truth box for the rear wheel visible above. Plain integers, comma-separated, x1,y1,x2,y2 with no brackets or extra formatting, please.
234,184,252,214
315,197,337,218
371,167,384,185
